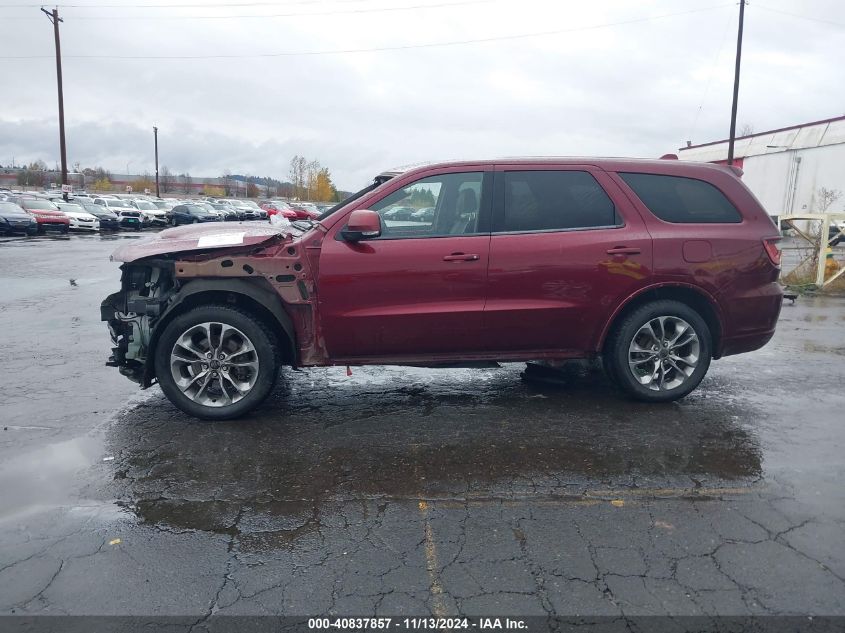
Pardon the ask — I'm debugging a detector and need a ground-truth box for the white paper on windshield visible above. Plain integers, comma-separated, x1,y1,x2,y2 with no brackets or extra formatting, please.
197,232,246,248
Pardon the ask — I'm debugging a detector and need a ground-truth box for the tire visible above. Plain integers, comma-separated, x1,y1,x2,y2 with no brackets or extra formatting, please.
604,300,711,402
154,304,280,420
60,225,69,234
37,225,45,235
192,218,199,224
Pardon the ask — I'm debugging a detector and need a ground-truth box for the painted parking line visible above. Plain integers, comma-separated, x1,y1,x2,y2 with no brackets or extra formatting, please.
418,500,449,618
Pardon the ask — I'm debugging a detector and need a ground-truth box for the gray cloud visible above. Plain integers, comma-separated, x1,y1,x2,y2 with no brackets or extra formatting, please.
1,0,844,190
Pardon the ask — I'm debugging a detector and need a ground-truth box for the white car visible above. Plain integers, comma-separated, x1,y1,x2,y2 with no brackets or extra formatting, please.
131,199,168,226
56,202,100,231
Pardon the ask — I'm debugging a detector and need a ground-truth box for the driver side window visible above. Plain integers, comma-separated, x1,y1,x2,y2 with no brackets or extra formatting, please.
370,172,484,239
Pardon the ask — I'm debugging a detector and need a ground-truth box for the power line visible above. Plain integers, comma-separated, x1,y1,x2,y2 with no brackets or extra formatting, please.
1,0,491,20
752,4,845,29
687,0,735,141
0,3,734,60
1,0,373,8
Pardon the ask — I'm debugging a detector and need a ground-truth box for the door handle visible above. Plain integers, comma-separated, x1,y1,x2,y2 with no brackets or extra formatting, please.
606,246,641,255
443,253,480,262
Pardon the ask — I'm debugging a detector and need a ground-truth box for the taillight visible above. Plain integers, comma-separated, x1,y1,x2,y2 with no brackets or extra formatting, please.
763,238,781,266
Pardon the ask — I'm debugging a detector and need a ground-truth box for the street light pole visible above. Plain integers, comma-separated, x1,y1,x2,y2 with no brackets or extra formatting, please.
727,0,746,166
153,126,160,198
42,7,68,201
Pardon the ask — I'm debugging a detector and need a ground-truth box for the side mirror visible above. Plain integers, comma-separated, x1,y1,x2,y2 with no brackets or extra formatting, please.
341,209,381,241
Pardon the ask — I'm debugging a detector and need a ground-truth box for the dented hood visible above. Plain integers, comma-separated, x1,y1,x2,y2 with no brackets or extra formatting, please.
110,223,294,263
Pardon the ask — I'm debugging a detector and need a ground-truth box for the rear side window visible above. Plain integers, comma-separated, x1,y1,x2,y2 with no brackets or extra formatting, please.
497,170,617,233
620,173,741,223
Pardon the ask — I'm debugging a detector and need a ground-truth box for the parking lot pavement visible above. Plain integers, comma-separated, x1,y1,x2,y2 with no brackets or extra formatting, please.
1,234,845,621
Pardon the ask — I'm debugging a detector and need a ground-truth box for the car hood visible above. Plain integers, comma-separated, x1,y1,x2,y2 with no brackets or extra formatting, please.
110,222,297,263
27,208,65,218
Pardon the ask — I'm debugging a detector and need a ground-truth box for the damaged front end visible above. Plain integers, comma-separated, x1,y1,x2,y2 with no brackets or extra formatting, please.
101,261,175,386
101,222,322,389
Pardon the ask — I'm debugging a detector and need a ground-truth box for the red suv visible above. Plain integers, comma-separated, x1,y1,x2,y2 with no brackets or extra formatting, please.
102,158,782,419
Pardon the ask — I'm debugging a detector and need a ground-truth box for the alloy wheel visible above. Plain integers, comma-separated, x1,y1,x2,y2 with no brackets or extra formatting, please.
169,321,260,407
627,316,700,391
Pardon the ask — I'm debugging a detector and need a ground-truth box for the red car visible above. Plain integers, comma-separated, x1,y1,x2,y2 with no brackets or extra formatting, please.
102,158,782,420
260,200,319,220
14,197,70,233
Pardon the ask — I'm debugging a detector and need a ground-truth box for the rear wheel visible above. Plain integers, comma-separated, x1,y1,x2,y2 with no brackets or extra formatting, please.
605,300,711,402
154,305,280,420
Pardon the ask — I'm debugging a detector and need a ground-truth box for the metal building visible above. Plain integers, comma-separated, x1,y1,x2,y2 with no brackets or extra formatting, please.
678,115,845,218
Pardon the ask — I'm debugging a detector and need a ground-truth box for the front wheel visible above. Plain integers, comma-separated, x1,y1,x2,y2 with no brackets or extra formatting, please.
604,300,711,402
154,305,279,420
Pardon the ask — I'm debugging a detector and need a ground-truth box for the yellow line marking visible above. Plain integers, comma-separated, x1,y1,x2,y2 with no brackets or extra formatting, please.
585,486,760,498
418,500,448,618
430,486,760,509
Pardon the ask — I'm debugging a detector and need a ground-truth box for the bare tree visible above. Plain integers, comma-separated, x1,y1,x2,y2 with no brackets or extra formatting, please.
161,166,174,193
817,186,843,212
179,172,193,195
738,123,754,136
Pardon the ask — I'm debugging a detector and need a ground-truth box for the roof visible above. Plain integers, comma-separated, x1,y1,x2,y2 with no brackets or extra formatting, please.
379,156,734,177
680,114,845,151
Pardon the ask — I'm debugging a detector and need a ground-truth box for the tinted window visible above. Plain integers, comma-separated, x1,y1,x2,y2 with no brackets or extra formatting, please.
23,199,59,210
369,172,484,239
498,171,616,232
620,173,741,223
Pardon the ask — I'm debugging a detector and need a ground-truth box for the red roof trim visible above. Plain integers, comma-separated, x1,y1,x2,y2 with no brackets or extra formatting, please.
679,114,845,152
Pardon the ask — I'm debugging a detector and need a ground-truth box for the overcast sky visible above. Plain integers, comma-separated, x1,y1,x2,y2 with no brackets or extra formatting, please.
1,0,844,190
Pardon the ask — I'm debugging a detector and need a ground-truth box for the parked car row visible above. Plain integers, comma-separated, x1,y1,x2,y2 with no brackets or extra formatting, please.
258,199,327,221
0,188,331,235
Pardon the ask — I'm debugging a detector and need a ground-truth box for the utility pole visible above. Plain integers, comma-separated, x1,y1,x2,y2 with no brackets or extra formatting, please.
42,7,69,200
153,126,160,198
727,0,746,166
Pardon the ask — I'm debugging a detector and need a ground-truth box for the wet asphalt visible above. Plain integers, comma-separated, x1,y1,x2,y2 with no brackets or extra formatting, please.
1,232,844,620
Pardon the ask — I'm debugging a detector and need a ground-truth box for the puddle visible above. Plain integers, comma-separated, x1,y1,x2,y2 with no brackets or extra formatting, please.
0,432,107,522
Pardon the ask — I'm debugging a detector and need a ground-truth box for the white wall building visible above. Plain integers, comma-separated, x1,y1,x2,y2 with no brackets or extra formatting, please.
678,115,845,218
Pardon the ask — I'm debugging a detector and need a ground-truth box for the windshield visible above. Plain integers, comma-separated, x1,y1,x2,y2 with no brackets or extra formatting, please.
106,201,131,209
242,201,260,209
23,199,59,210
58,204,85,212
318,178,386,220
134,201,157,210
0,202,27,214
185,205,210,215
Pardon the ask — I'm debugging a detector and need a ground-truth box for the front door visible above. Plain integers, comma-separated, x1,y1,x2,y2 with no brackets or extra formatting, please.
319,170,493,360
483,166,653,353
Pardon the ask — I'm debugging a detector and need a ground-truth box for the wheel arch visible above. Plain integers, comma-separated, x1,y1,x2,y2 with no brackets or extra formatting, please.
597,284,725,359
143,278,297,386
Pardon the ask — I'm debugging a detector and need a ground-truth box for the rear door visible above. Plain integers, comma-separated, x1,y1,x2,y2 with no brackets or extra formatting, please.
318,169,493,359
484,165,653,353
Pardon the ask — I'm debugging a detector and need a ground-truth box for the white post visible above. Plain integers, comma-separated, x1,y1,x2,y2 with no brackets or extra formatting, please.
816,214,831,287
